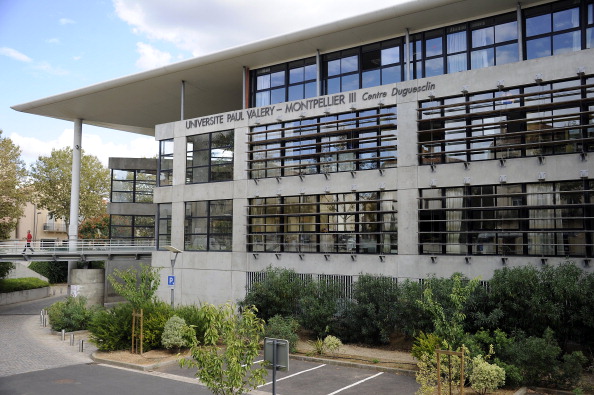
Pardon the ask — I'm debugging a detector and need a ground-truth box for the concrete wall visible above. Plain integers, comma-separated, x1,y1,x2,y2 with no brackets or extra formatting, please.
0,287,50,306
153,49,594,306
6,262,49,282
70,269,105,306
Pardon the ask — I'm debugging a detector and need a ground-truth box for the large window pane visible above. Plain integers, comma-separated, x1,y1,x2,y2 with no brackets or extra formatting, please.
495,43,518,64
526,14,551,36
526,37,551,59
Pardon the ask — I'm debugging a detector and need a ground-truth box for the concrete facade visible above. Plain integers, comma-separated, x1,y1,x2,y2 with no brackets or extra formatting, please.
153,49,594,305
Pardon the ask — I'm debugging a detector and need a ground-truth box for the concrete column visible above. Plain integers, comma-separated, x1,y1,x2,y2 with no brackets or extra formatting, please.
242,67,247,109
517,3,524,61
316,49,322,96
405,28,410,81
180,80,186,120
68,119,82,245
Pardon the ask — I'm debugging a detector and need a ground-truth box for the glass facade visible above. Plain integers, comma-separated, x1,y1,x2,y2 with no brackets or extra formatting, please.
248,191,397,254
158,139,174,186
419,180,594,257
418,76,594,164
157,203,172,249
111,169,156,203
184,200,233,251
110,215,155,240
251,57,317,107
186,130,234,184
248,107,397,179
249,0,593,103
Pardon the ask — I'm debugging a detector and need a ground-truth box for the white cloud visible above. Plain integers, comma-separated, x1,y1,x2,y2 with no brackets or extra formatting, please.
10,130,157,167
59,18,75,25
135,42,172,70
113,0,408,57
32,61,69,76
46,38,61,45
0,47,32,62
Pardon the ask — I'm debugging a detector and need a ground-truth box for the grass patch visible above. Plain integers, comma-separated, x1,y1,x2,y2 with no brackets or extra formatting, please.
0,277,50,293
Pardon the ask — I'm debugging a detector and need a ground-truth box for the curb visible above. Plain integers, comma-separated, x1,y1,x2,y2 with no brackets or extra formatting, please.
290,354,417,377
91,352,182,372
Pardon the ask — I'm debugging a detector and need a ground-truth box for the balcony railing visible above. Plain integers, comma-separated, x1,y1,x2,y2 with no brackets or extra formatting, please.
43,223,67,232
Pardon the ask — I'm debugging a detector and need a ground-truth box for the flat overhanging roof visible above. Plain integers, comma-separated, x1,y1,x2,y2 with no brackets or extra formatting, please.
11,0,539,137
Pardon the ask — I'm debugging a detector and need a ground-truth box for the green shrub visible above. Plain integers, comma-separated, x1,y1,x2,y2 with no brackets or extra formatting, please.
88,303,133,351
298,280,342,338
323,335,342,354
47,295,94,331
335,274,400,345
0,277,50,293
240,267,306,321
497,328,587,389
28,261,68,283
141,301,174,351
265,315,299,353
0,262,14,279
175,304,208,343
88,301,174,352
469,354,506,395
411,332,442,360
161,315,196,350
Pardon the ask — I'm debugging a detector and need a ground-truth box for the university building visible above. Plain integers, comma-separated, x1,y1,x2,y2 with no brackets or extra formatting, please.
13,0,594,305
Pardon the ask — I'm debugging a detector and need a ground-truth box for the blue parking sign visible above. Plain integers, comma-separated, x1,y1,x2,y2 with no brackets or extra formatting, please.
168,275,175,286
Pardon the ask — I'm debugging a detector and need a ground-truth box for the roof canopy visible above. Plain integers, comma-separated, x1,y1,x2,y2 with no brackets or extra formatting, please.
12,0,536,136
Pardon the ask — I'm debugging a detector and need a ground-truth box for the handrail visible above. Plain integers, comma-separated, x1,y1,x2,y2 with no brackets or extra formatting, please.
0,239,156,254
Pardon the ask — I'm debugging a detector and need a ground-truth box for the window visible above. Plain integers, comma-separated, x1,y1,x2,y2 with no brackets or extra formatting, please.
418,77,594,164
110,215,155,240
324,39,403,94
185,200,233,251
158,139,173,186
248,191,397,254
248,106,397,179
157,203,172,249
470,13,518,69
186,130,234,184
419,180,593,257
252,58,317,107
525,1,582,59
111,169,156,203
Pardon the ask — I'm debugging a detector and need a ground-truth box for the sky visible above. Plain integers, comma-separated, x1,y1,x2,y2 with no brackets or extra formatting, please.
0,0,407,167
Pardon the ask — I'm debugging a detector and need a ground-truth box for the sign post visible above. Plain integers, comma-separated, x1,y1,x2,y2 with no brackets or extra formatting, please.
264,337,289,395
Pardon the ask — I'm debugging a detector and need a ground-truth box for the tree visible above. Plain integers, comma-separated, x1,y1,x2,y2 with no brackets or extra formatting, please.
78,214,109,239
0,131,28,239
108,264,161,310
180,303,267,395
29,147,109,226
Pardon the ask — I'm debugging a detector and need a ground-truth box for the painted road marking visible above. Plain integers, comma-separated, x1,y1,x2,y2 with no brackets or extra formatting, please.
326,372,384,395
257,363,326,387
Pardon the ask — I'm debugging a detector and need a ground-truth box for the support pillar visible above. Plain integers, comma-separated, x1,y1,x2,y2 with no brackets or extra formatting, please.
180,80,185,120
68,119,82,294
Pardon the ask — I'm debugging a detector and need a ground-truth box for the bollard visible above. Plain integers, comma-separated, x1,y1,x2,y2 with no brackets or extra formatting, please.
40,310,44,324
61,329,65,341
79,340,84,352
70,333,75,346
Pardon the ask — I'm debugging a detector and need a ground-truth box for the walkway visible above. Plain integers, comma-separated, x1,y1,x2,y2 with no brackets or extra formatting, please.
0,239,154,262
0,292,97,377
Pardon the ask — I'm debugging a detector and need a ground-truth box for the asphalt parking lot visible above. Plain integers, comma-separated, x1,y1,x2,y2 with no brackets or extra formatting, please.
157,356,420,394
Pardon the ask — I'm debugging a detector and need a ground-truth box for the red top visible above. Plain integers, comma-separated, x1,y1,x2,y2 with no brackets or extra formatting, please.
26,233,32,242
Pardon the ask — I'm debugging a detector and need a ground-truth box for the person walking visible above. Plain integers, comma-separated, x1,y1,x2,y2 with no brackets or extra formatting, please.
22,230,34,253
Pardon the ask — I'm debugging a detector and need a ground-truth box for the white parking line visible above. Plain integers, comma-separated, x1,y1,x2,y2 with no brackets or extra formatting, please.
326,372,384,395
257,364,327,387
241,359,264,367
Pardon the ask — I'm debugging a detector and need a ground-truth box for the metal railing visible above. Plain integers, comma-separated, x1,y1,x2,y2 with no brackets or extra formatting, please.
0,239,156,254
